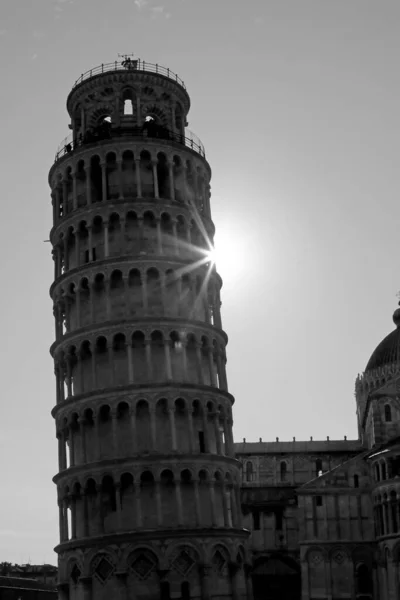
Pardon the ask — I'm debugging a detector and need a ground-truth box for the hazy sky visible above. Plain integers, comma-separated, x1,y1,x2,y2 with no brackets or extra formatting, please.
0,0,399,564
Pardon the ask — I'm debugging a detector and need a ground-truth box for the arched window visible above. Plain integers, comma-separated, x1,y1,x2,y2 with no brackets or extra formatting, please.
181,581,190,600
385,404,392,422
124,99,133,115
382,461,387,480
315,458,323,477
353,474,359,488
375,463,380,482
245,461,254,483
280,461,287,482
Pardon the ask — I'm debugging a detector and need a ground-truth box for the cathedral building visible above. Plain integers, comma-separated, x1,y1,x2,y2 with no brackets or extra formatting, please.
48,57,400,600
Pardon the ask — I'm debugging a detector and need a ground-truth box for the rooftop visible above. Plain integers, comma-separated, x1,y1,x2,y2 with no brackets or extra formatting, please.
235,438,362,454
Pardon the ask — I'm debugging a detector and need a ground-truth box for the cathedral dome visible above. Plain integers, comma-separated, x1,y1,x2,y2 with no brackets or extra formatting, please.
365,306,400,372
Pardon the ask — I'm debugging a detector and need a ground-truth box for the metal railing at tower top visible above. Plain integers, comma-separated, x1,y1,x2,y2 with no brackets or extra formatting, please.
72,59,186,90
54,124,206,163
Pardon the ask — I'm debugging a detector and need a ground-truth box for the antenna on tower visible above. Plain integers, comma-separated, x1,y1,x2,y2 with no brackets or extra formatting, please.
118,53,138,70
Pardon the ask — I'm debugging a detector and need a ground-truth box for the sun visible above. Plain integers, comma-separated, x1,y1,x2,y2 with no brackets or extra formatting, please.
205,229,245,281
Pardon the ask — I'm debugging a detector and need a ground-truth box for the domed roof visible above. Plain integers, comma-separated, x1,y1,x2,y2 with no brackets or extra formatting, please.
365,306,400,372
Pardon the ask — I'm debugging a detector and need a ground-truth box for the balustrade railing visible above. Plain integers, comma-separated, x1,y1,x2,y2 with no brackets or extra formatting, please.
72,59,186,90
55,125,205,162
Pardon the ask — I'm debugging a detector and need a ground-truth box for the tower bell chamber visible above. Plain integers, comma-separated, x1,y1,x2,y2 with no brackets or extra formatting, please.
48,59,251,600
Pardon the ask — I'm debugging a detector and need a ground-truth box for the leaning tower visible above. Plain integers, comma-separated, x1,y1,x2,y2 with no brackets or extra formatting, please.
48,57,251,600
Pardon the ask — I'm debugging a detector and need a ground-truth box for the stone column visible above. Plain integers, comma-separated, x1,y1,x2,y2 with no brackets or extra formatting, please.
164,340,173,380
152,160,159,199
74,230,80,268
187,407,194,452
111,409,118,458
155,481,163,526
168,407,177,451
58,499,64,541
209,482,217,526
199,564,212,600
105,279,111,321
91,345,97,389
104,221,109,258
202,409,210,453
115,482,122,530
231,486,238,527
194,480,201,525
172,219,179,256
70,494,77,539
196,344,204,384
135,158,142,197
221,482,230,526
108,345,115,387
156,218,163,254
59,362,66,402
208,349,217,387
58,432,67,470
244,564,254,600
85,165,92,205
145,339,153,379
62,178,68,213
175,481,183,525
79,417,87,463
134,483,142,527
66,358,73,398
214,413,222,455
62,498,69,540
81,576,93,600
229,562,240,600
127,343,134,383
168,161,175,200
101,161,107,202
72,172,78,210
81,490,89,538
76,287,81,328
130,408,137,453
117,158,123,199
69,427,75,467
181,340,188,382
150,406,157,451
63,233,69,272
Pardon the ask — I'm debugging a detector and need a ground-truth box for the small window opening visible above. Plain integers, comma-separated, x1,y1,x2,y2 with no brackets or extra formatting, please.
253,510,261,530
316,495,323,507
161,581,170,600
103,116,111,123
354,474,359,488
280,461,287,482
385,404,392,422
315,458,323,477
124,99,133,115
246,461,254,483
181,581,190,600
275,511,283,531
84,248,96,263
198,431,205,453
375,464,380,482
382,462,387,480
145,115,155,123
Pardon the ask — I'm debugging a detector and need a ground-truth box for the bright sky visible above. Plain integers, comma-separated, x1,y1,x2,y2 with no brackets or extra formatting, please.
1,0,399,564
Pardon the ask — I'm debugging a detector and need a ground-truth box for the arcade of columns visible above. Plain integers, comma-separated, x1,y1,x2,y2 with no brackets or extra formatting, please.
49,59,250,600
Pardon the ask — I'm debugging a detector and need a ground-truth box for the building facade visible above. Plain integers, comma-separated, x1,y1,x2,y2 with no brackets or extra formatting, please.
48,58,250,600
236,307,400,600
49,57,400,600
